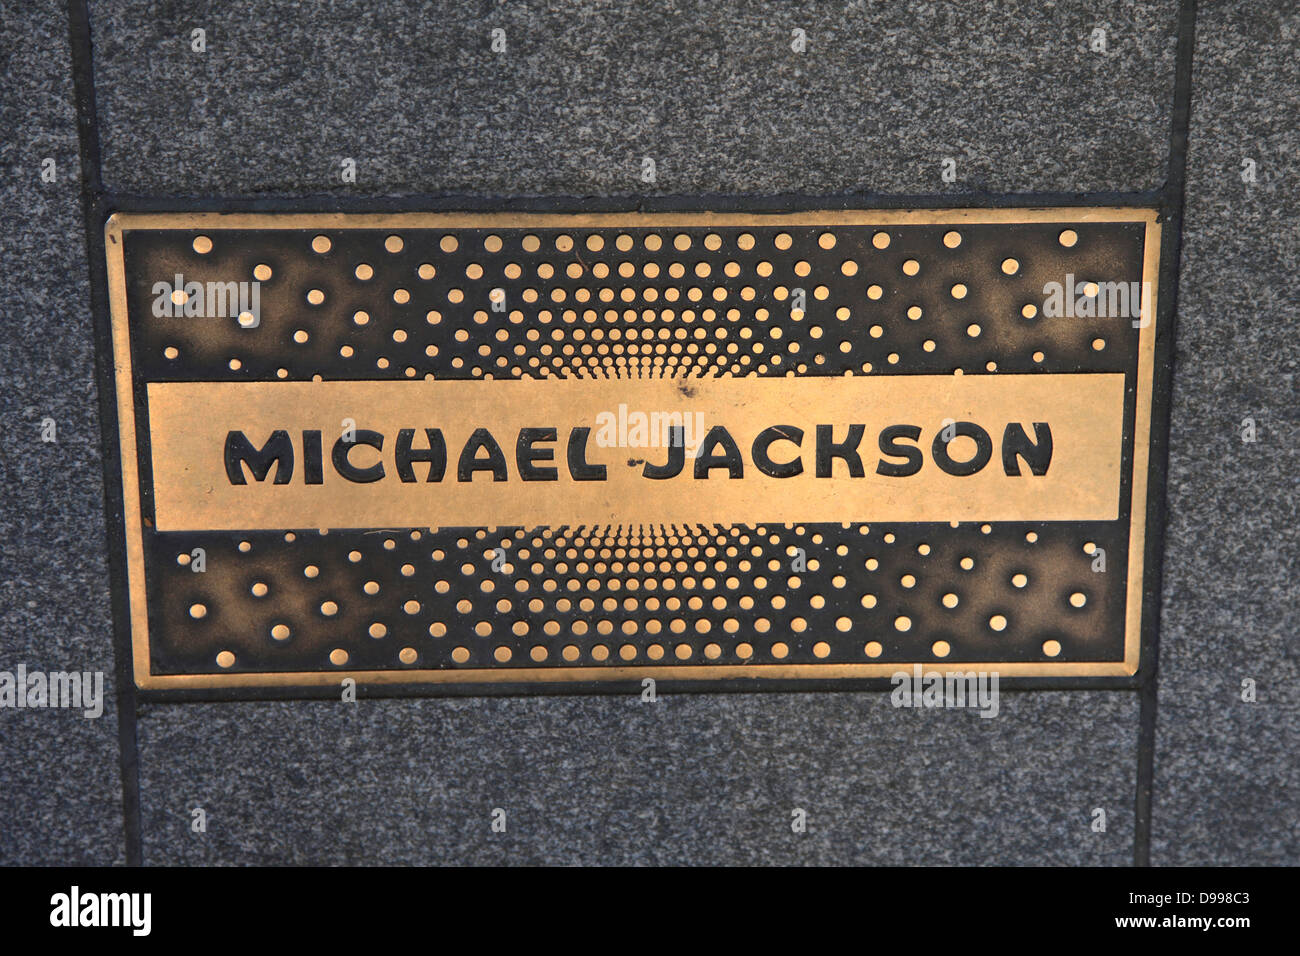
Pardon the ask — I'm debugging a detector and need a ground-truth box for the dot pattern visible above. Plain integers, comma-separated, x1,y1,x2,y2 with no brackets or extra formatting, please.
123,217,1147,679
127,222,1144,382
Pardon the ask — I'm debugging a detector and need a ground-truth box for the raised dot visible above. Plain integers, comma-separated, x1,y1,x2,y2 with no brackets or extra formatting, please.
894,615,911,632
943,231,962,248
931,640,950,658
307,289,325,305
1070,592,1087,608
1001,257,1019,275
192,235,212,254
1043,639,1062,657
311,235,331,254
1022,303,1038,319
864,641,883,658
189,603,207,619
812,641,831,658
385,235,404,253
872,231,891,250
330,648,349,666
989,614,1007,631
1059,229,1078,248
399,647,418,664
254,263,272,281
216,650,235,668
451,646,470,663
942,592,959,608
770,642,789,659
951,283,968,299
902,259,920,276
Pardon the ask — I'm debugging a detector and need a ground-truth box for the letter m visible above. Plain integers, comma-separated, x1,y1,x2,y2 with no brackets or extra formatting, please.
225,430,294,484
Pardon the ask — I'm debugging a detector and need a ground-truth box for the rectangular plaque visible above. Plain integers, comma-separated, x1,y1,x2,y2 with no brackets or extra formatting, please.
104,208,1163,691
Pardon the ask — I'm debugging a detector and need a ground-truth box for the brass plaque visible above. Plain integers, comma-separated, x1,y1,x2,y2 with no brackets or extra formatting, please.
104,209,1163,692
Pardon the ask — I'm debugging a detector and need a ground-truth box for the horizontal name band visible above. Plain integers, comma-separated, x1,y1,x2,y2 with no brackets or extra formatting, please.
146,373,1124,530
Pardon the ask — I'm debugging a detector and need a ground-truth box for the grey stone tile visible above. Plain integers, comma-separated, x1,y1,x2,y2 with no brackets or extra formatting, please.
139,691,1136,865
1151,2,1300,866
100,0,1159,866
0,2,125,865
91,0,1178,196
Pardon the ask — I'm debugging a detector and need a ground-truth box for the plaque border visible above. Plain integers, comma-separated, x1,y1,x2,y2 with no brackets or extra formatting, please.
103,205,1164,694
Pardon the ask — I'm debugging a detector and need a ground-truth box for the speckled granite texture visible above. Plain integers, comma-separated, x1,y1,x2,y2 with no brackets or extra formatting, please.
89,0,1177,196
1,0,1295,865
91,0,1173,866
0,3,125,865
137,693,1137,865
1150,2,1300,866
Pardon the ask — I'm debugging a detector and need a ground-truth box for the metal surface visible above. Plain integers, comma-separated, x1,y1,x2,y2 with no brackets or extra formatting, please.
104,208,1163,691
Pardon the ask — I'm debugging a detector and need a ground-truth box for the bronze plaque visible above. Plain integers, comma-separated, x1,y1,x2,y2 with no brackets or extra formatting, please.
104,209,1163,692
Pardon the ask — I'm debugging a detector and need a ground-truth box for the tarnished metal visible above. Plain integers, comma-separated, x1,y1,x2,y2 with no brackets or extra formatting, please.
105,209,1162,691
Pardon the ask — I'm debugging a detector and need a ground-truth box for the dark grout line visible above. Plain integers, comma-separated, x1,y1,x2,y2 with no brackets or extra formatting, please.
1134,0,1199,868
66,0,144,868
